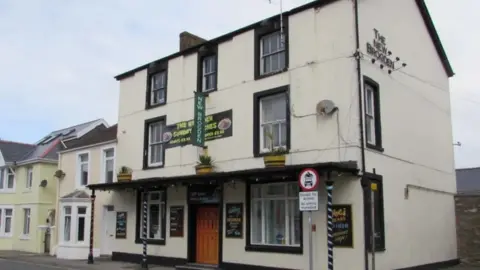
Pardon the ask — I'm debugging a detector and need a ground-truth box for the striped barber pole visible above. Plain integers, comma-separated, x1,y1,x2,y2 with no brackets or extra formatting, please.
141,189,148,269
87,190,96,264
326,181,334,270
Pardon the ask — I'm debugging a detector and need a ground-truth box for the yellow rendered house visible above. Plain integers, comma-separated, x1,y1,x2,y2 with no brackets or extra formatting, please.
0,118,108,253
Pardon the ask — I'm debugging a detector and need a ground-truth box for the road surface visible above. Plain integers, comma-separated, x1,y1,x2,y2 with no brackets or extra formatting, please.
0,257,72,270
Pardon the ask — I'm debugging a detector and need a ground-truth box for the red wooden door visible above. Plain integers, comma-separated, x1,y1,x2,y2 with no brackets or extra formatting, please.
196,207,219,265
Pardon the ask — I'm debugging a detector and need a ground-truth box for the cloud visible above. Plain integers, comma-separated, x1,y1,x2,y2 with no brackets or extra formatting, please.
0,0,477,168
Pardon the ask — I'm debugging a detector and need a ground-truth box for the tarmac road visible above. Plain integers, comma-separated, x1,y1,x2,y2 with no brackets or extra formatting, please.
0,257,73,270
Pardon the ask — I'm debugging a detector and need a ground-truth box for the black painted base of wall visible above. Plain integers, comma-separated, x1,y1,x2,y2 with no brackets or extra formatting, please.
395,258,460,270
111,252,296,270
112,252,459,270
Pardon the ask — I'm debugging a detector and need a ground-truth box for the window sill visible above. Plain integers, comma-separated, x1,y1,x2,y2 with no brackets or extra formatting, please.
59,242,89,248
0,235,12,238
254,68,288,81
143,164,164,170
19,235,30,240
202,88,217,94
135,237,165,245
145,102,167,110
366,143,384,153
245,244,302,254
254,149,290,158
0,190,15,194
23,189,32,193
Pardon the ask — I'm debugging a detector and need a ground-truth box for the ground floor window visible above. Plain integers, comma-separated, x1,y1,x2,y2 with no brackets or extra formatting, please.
60,203,90,244
0,206,14,237
250,182,301,247
22,208,31,236
136,189,166,245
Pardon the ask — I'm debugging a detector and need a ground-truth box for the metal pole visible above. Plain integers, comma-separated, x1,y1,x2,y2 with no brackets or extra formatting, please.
141,188,149,269
87,189,96,264
326,181,334,270
370,186,376,270
308,211,313,270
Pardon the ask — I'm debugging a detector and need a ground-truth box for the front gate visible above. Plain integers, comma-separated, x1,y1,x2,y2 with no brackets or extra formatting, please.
44,228,51,254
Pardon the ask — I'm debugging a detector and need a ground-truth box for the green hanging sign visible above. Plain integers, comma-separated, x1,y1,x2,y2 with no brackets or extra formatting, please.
192,92,206,147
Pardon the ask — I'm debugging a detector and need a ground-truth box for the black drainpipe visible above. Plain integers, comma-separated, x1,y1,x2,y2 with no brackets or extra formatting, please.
353,0,369,270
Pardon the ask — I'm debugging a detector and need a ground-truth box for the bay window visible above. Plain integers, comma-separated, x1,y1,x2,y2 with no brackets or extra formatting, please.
61,204,89,244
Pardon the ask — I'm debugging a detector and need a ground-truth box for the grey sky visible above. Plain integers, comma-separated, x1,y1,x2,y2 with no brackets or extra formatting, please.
0,0,475,168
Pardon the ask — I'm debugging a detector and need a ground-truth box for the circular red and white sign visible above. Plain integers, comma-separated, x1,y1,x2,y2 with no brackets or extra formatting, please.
298,168,320,191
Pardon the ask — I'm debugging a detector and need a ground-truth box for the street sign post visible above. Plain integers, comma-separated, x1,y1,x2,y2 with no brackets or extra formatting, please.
298,168,320,270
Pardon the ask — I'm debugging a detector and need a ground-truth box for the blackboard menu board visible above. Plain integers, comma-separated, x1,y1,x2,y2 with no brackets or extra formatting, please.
169,206,184,237
225,203,243,238
332,204,353,247
115,211,127,239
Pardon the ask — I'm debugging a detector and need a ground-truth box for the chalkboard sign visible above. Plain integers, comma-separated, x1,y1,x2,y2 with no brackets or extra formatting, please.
169,206,184,237
225,203,243,238
115,211,127,239
332,204,353,247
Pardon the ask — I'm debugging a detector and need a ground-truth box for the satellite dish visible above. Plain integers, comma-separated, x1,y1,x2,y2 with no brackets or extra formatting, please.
316,99,337,115
39,179,48,187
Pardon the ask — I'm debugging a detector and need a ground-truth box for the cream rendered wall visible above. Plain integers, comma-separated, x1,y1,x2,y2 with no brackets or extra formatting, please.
116,1,360,180
54,142,116,256
357,0,456,269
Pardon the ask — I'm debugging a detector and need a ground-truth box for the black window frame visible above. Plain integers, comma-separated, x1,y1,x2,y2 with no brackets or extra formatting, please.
254,16,289,80
135,188,167,245
364,172,386,252
143,115,167,170
253,85,291,157
363,76,383,152
245,178,303,254
145,60,168,109
197,44,218,93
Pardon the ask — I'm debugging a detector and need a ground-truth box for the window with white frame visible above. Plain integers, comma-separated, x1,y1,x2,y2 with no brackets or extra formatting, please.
150,71,167,106
102,148,115,183
0,168,4,190
250,182,301,246
0,207,14,236
77,207,87,242
363,78,382,149
26,167,33,189
61,204,89,244
147,121,166,167
259,93,287,152
23,208,31,235
260,31,286,75
141,191,165,240
63,206,71,241
78,153,89,186
202,55,217,92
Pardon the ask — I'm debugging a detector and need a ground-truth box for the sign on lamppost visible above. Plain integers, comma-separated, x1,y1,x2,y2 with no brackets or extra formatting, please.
191,92,206,147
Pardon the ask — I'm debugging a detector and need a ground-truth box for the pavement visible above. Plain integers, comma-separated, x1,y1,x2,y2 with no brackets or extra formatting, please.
0,251,173,270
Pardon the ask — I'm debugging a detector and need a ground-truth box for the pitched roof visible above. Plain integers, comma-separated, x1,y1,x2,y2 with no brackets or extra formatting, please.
61,190,90,199
115,0,454,80
0,140,36,163
61,124,117,151
456,167,480,194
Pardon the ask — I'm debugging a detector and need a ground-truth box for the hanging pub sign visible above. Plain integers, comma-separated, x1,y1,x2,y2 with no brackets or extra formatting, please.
161,109,233,149
115,211,127,239
225,203,243,238
332,204,353,247
366,28,395,69
169,206,185,237
192,92,206,147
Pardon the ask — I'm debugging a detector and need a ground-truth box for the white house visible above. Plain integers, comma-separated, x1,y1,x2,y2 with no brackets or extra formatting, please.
86,0,456,270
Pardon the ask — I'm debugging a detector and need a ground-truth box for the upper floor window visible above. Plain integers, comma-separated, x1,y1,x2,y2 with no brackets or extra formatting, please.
77,153,89,187
253,86,290,156
150,71,167,106
364,76,383,151
26,167,33,189
102,148,115,184
0,168,15,192
260,31,286,76
0,207,14,237
249,182,301,248
144,117,166,168
202,55,217,92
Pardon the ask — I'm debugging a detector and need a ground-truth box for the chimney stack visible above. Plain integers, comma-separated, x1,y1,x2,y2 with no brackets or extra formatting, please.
179,31,206,51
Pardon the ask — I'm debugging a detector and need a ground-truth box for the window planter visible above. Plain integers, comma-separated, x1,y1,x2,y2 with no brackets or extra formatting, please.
117,173,132,182
263,154,286,167
195,164,213,175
